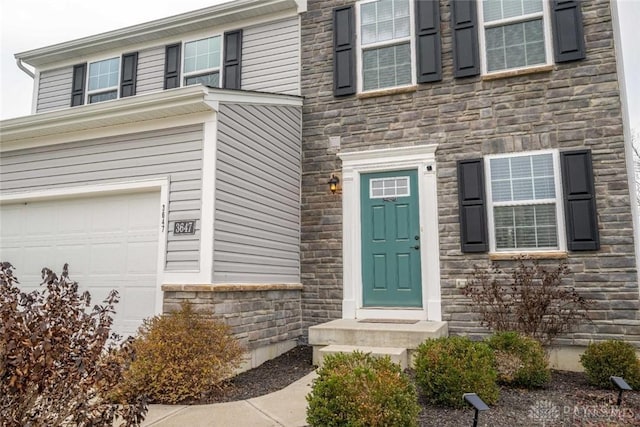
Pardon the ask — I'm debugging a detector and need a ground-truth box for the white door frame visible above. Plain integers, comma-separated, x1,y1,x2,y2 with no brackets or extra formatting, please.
338,144,441,321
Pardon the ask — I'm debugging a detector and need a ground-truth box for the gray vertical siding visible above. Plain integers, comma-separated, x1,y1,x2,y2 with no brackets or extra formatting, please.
242,17,300,95
0,125,203,271
36,67,73,113
214,103,301,283
136,46,165,95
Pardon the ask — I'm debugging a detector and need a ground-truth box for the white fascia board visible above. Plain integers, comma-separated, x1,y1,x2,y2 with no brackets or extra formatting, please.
0,86,213,149
0,86,303,152
16,0,303,69
204,88,303,107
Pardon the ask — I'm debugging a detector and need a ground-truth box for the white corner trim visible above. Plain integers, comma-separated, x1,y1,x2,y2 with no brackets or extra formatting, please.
162,118,217,285
338,144,441,321
611,0,640,288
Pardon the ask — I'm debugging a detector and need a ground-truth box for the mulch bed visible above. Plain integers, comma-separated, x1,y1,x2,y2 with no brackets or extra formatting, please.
194,345,640,426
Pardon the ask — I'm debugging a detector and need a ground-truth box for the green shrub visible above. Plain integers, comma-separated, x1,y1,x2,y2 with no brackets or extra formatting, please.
116,302,245,404
306,351,420,427
0,262,147,426
486,331,550,388
414,336,499,408
580,340,640,389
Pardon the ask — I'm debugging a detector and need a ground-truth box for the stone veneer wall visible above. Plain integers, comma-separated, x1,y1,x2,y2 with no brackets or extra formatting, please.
162,284,303,369
300,0,639,346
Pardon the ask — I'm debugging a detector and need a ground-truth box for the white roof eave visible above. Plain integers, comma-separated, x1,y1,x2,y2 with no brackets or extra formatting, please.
0,86,303,151
16,0,303,68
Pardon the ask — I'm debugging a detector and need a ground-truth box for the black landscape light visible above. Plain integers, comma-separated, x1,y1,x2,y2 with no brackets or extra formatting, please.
610,376,632,406
463,393,489,427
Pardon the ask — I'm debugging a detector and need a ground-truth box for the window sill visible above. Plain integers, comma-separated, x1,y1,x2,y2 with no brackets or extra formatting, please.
489,251,568,261
357,85,418,99
482,64,554,81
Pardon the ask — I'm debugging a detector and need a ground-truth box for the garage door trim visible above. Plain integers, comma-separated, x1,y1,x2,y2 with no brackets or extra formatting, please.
0,178,169,320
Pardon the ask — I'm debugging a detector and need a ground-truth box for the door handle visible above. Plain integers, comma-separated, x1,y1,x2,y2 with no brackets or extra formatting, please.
412,245,420,250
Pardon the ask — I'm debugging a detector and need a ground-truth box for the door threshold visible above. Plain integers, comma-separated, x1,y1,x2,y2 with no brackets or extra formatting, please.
358,319,420,324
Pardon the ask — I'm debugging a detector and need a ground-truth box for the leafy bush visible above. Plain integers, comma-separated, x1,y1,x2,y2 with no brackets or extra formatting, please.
306,351,420,427
461,257,592,344
580,340,640,389
0,262,147,426
116,302,245,404
414,336,499,408
486,331,550,388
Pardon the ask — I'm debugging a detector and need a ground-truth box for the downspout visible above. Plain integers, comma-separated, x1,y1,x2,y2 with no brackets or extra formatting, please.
16,58,35,79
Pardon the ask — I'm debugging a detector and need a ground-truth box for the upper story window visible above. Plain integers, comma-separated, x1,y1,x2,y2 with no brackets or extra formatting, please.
478,0,552,74
485,151,564,252
183,36,222,87
87,57,120,103
357,0,414,92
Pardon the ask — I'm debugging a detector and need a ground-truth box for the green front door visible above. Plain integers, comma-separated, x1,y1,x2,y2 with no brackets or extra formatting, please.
361,169,422,307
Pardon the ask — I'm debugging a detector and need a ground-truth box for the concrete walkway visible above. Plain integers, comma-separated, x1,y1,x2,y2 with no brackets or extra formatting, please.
142,371,317,427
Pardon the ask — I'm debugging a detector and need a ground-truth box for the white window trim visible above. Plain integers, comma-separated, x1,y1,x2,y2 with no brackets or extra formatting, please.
181,34,223,87
484,149,567,253
477,0,554,75
86,56,121,103
355,0,417,94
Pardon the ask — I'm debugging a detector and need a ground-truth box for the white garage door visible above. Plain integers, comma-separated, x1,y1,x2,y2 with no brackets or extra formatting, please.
0,191,160,338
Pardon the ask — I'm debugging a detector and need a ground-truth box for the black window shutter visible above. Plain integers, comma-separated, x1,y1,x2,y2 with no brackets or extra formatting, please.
551,0,586,63
71,63,86,107
451,0,480,78
223,30,242,89
164,43,181,89
457,159,489,252
415,0,442,83
120,52,138,98
333,5,356,97
561,150,599,251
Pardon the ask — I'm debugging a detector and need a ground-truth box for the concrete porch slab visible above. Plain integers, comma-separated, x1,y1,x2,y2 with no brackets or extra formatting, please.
317,344,408,369
309,319,448,367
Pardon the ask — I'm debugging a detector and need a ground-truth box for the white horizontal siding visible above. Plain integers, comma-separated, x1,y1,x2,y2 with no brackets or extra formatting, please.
137,46,165,95
0,125,203,271
242,17,300,95
214,103,301,283
36,67,72,113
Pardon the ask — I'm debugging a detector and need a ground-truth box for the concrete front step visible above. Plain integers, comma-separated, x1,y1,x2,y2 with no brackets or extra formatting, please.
309,319,448,367
317,345,408,369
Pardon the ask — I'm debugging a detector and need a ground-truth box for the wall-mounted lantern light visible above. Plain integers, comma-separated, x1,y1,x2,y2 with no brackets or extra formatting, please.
328,175,340,194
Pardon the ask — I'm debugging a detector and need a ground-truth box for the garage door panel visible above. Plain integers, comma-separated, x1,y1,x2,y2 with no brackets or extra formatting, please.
0,191,160,339
0,205,24,236
90,243,127,273
127,242,158,273
26,205,57,235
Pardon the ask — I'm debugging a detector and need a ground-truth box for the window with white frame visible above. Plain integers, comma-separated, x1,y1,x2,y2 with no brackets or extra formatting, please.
479,0,551,74
370,176,410,198
486,151,564,251
358,0,413,92
183,36,221,87
87,57,119,103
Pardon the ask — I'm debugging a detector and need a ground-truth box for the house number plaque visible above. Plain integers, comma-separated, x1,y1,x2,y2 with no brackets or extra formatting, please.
174,220,196,235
